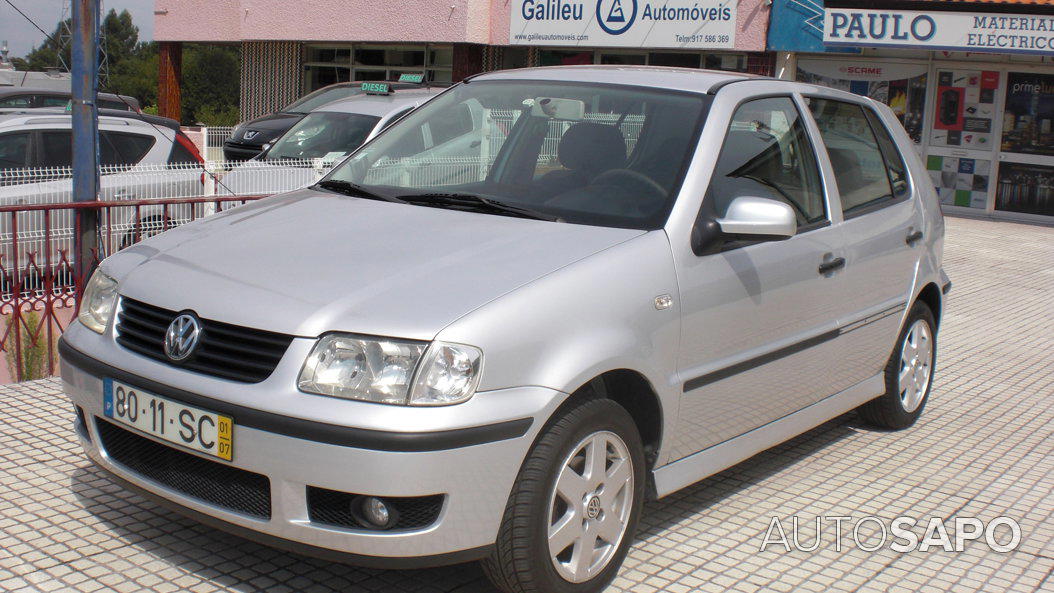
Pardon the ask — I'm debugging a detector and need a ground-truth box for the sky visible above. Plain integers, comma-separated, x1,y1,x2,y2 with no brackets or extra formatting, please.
1,0,155,60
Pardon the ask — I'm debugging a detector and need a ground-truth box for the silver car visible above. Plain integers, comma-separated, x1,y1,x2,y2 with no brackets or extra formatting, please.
219,86,445,196
60,66,947,593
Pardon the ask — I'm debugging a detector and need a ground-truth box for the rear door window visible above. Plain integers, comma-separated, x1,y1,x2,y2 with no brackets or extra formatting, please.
0,132,31,169
38,131,74,167
807,99,906,216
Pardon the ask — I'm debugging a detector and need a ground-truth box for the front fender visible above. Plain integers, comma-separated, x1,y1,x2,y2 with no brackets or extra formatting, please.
435,230,682,462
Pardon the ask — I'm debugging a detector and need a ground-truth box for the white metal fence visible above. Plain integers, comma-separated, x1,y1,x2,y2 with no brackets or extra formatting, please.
204,127,235,161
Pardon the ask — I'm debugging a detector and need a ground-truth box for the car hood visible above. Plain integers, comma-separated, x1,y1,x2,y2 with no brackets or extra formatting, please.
108,189,646,340
231,112,303,144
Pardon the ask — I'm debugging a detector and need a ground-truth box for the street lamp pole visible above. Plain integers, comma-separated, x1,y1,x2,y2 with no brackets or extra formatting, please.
71,0,100,294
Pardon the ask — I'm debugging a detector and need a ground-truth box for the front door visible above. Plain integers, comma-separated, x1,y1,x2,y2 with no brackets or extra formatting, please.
671,95,850,460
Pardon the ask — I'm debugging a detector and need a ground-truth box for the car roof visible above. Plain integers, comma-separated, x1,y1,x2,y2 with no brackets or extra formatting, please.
469,65,763,94
0,86,137,102
311,88,444,116
0,108,179,132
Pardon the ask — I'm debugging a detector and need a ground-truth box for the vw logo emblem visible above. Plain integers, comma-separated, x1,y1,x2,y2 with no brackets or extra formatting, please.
164,313,202,361
586,496,602,520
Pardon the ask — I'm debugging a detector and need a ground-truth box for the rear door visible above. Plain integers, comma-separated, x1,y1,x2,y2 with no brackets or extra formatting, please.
804,97,923,386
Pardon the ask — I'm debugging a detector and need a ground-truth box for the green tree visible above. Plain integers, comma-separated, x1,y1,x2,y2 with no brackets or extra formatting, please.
181,44,240,125
101,9,138,71
108,42,158,108
23,18,71,72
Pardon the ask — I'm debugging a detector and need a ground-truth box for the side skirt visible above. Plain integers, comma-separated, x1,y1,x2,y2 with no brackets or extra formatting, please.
651,373,885,498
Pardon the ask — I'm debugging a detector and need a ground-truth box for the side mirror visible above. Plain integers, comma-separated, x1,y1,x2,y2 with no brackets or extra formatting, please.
691,196,797,256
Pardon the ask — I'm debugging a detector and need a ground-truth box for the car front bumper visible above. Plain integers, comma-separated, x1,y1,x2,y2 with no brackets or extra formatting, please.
222,141,265,161
60,330,565,566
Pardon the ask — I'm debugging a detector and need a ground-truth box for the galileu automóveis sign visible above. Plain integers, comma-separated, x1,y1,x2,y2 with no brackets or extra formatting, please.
511,0,737,49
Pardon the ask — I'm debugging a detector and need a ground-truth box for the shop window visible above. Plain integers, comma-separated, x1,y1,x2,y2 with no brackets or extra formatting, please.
648,53,700,69
709,97,826,228
600,53,646,65
807,99,896,216
926,155,990,210
703,54,746,72
796,59,928,144
929,69,999,151
304,44,451,93
996,162,1054,217
1002,72,1054,158
539,50,593,66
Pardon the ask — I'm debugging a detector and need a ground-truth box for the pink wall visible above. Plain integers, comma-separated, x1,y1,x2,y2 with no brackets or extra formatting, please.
735,0,771,52
156,0,491,43
156,0,770,50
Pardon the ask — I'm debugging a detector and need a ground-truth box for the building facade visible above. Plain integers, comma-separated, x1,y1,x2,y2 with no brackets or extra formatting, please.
153,0,775,120
769,0,1054,222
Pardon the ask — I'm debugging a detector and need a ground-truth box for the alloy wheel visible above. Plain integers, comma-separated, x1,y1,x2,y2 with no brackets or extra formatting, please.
547,430,634,583
898,319,933,413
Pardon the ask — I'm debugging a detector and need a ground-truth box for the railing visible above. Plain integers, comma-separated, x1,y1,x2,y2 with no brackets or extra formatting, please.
0,195,264,384
204,126,235,161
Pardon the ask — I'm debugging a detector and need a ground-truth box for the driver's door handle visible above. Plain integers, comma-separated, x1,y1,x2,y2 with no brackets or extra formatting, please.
818,257,846,275
906,230,924,246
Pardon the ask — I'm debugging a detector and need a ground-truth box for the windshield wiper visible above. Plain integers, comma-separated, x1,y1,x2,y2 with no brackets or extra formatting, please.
314,179,406,203
396,192,561,222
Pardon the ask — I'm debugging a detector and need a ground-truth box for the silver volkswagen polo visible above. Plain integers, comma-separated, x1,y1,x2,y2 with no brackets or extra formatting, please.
61,66,948,593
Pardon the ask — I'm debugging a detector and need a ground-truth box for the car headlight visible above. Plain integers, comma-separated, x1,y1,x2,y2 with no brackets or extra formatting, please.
78,269,118,334
298,334,482,406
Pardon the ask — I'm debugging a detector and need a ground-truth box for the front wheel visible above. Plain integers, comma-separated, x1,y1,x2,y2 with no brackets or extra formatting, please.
482,398,645,593
857,301,937,429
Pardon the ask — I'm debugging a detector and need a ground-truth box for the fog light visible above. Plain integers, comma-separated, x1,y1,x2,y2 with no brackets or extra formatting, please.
356,496,397,530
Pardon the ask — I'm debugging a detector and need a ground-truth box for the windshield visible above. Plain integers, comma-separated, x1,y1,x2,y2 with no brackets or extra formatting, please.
283,86,361,113
265,112,380,161
326,80,709,229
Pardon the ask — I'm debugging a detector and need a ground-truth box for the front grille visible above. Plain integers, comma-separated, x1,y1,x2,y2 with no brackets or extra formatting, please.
115,297,293,383
307,486,444,531
97,419,271,519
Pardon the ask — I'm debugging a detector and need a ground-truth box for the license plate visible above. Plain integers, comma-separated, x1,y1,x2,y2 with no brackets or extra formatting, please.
103,379,234,461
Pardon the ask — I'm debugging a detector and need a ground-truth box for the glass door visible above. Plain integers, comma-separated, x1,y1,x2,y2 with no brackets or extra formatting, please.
924,68,1002,211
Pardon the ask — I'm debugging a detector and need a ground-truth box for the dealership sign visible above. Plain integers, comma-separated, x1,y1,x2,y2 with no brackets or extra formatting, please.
824,9,1054,55
510,0,736,49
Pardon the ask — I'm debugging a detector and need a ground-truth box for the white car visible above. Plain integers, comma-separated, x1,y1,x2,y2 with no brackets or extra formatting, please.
0,109,205,286
219,85,445,196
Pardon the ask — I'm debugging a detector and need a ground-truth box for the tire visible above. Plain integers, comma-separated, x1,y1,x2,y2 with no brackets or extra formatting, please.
857,301,937,430
482,398,646,593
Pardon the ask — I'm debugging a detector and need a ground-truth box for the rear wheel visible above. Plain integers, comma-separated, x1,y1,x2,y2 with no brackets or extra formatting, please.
482,398,645,593
857,301,936,429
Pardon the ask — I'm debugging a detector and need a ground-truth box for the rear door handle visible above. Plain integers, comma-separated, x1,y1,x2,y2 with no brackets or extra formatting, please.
818,257,846,275
905,230,924,245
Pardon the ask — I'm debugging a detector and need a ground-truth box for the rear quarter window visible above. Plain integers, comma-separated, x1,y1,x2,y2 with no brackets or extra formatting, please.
102,132,156,166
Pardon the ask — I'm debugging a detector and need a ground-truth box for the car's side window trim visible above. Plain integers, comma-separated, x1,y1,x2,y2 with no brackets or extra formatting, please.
801,94,914,220
698,92,832,254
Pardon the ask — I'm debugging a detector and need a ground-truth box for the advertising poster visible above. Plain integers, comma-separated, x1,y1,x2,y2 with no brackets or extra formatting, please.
929,70,999,150
510,0,737,49
1001,72,1054,157
797,60,928,143
997,161,1054,216
927,154,990,209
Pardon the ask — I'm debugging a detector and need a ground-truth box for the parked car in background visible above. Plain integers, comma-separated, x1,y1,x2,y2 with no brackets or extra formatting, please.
222,79,449,160
0,87,141,112
220,84,444,195
0,108,204,283
61,67,947,593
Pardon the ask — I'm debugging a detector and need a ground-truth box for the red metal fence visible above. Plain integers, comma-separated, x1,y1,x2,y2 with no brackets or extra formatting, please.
0,195,263,383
